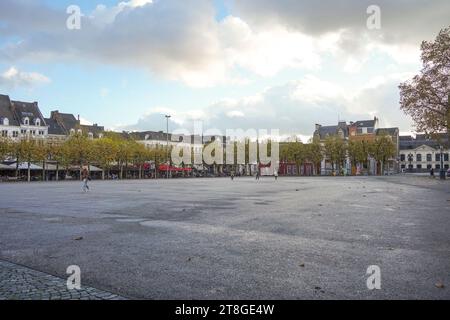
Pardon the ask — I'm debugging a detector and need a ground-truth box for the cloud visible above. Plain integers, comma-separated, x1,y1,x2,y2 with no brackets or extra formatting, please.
119,73,413,136
1,0,433,87
0,67,50,89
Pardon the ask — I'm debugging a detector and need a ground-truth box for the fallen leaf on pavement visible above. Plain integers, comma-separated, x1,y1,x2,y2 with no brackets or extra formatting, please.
435,283,445,289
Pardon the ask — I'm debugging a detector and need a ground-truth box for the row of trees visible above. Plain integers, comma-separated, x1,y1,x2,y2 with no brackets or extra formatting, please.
280,134,397,175
0,132,167,181
1,132,397,181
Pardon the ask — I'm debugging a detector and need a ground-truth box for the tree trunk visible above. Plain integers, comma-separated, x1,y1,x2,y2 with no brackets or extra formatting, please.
27,162,31,182
42,160,46,181
56,163,59,181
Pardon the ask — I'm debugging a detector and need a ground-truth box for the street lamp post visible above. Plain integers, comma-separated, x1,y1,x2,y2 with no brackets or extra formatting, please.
408,153,413,172
165,115,171,179
439,146,445,180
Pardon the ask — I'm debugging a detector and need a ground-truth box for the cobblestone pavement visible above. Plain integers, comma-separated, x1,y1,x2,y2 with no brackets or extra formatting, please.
0,260,125,300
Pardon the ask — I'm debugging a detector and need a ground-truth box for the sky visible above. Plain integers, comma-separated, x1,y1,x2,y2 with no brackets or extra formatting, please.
0,0,449,141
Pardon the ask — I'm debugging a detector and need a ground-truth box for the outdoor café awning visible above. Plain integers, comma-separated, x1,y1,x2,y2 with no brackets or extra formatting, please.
88,165,103,172
9,162,43,170
0,163,14,170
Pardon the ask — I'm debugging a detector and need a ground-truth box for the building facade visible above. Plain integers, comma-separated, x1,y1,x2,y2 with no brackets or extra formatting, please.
0,94,48,141
313,117,400,175
399,134,449,172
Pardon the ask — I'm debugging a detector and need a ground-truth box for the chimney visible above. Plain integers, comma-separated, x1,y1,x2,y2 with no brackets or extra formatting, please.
77,114,80,121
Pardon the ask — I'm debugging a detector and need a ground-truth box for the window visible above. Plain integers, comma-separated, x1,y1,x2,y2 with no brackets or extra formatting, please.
401,164,405,169
21,129,27,135
444,153,449,162
1,117,9,126
416,164,422,169
1,130,7,137
408,164,413,169
416,154,422,162
436,154,441,161
445,164,449,169
24,117,29,125
400,154,405,161
35,118,41,126
70,129,75,135
12,131,19,138
39,130,44,135
427,164,432,169
426,154,432,162
367,128,374,134
436,164,441,169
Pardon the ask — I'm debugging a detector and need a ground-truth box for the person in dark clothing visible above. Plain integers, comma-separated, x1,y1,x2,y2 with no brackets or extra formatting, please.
430,168,434,177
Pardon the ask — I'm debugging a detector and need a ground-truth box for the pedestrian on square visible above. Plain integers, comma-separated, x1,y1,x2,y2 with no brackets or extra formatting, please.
82,168,90,192
274,170,278,181
231,171,235,181
430,168,435,177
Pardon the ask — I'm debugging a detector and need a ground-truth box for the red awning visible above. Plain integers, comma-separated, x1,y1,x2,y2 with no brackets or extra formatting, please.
158,165,192,172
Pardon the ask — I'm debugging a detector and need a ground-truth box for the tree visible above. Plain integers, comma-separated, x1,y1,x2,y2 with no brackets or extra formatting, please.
64,134,93,180
0,138,11,162
306,139,323,175
370,135,396,175
14,139,40,182
399,26,450,137
347,141,365,175
324,135,346,175
94,137,118,179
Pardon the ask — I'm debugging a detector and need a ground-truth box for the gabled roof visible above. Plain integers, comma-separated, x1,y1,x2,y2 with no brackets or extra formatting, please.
0,94,20,126
376,128,399,136
354,119,376,128
314,122,348,140
45,118,65,135
80,124,104,138
11,100,47,126
399,134,447,150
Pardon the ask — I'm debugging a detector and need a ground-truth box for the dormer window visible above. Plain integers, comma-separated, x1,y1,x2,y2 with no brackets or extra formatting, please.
1,118,9,126
24,117,30,125
77,129,82,135
70,129,75,135
35,118,41,126
88,132,94,139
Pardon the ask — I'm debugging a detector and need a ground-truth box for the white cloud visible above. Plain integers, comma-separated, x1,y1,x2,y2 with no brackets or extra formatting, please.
0,67,50,89
120,72,413,135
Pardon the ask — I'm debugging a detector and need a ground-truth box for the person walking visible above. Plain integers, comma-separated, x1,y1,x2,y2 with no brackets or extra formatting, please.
231,171,235,181
430,168,435,178
274,170,278,181
82,167,90,192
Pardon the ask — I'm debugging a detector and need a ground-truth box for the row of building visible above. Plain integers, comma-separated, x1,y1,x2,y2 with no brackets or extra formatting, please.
1,94,449,175
313,117,449,174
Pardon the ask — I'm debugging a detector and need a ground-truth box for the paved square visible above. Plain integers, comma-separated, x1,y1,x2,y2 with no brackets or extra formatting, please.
0,176,449,299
